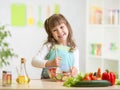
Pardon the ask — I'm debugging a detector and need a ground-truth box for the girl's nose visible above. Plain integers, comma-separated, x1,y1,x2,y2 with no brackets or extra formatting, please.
57,29,62,34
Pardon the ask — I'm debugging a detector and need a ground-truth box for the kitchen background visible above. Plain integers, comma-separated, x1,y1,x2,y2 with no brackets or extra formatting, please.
1,0,120,80
0,0,86,79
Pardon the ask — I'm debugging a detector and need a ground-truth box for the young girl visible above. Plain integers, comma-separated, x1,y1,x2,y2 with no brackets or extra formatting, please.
32,14,79,79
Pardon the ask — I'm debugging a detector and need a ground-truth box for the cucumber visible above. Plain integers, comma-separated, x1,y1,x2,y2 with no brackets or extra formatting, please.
62,76,69,81
72,80,111,87
56,74,62,80
52,77,57,81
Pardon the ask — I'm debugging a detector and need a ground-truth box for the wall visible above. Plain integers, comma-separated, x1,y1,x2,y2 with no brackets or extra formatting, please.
0,0,86,79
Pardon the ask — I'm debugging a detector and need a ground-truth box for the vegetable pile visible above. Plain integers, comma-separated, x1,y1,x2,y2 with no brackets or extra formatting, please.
63,68,116,87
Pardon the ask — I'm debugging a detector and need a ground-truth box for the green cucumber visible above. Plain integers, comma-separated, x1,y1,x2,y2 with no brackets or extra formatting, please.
52,77,57,81
56,74,62,80
62,76,68,81
72,80,111,87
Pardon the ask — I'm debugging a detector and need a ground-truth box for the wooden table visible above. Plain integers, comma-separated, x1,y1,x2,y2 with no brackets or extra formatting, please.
0,79,120,90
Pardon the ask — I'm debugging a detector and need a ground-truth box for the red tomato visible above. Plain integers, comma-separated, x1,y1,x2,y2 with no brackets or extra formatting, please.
51,72,56,77
84,74,91,80
91,76,98,80
89,72,93,77
49,68,56,77
92,76,101,80
49,68,56,73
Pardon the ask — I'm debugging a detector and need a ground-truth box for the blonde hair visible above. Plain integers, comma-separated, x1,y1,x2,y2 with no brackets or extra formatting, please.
44,14,76,52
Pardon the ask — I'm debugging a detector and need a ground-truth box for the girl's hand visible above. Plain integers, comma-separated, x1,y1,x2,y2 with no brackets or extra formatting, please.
52,56,61,66
70,67,78,77
45,56,62,67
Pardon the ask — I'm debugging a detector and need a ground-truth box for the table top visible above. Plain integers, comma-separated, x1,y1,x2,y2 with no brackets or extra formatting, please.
0,79,120,90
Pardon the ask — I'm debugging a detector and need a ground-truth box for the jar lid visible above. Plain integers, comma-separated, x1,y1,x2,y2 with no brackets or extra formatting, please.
21,58,25,63
2,70,7,73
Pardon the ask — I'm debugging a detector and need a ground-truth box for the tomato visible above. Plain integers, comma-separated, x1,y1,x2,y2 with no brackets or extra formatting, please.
49,68,56,73
91,76,98,80
89,72,93,77
49,68,56,77
102,70,116,85
51,72,56,77
91,76,101,80
84,74,91,80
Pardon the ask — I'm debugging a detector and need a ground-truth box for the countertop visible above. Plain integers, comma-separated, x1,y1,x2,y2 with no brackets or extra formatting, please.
0,79,120,90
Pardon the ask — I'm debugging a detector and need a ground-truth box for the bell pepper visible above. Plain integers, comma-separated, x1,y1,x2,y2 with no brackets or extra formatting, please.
102,70,116,85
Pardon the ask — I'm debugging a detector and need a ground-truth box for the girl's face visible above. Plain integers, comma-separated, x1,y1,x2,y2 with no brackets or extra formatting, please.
50,23,69,45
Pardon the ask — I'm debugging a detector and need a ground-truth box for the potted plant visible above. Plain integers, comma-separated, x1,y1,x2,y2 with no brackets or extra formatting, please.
0,24,17,68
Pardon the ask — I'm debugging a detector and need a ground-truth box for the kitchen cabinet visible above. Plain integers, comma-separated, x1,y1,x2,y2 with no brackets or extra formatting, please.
86,0,120,78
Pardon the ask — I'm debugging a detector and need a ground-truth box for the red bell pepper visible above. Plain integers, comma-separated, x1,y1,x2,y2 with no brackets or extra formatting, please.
102,70,116,85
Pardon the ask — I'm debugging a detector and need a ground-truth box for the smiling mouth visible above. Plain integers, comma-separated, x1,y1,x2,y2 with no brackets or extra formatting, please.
58,33,65,38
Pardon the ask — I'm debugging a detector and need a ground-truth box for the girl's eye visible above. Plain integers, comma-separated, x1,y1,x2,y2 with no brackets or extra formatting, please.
60,26,64,29
53,29,57,32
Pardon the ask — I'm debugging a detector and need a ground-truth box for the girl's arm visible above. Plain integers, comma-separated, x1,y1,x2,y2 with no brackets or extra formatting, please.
74,48,80,71
32,43,62,68
31,44,50,68
70,67,78,77
71,48,80,77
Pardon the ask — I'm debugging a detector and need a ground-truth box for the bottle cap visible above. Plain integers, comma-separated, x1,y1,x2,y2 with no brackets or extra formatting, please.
21,58,25,63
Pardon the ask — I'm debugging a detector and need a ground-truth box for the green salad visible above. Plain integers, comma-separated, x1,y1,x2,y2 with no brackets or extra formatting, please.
63,72,85,87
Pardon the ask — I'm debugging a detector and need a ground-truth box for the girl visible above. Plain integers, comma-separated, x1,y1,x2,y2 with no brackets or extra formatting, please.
32,14,79,79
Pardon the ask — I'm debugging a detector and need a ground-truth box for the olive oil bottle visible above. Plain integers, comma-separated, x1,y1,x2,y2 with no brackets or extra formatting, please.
16,58,30,84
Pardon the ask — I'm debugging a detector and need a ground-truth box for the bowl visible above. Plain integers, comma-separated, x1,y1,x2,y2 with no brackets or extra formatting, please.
48,67,71,82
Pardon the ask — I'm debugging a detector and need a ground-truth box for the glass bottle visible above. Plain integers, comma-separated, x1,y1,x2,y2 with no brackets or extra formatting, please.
16,58,30,84
108,9,115,24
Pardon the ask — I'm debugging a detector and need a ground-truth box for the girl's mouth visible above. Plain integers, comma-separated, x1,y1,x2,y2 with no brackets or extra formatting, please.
58,33,66,39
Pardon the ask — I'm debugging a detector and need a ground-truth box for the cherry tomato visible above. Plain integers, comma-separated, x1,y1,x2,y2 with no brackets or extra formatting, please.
84,74,91,80
91,76,101,80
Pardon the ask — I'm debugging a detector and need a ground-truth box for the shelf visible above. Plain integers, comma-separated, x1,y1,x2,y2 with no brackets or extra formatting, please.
88,24,120,28
88,55,119,61
88,55,102,59
86,0,120,77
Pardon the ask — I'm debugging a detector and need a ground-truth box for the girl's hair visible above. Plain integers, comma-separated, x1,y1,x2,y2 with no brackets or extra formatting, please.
44,13,76,52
